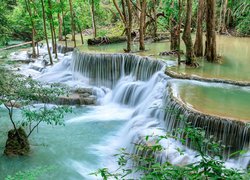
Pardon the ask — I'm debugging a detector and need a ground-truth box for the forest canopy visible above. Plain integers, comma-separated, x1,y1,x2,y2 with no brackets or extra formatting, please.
0,0,249,47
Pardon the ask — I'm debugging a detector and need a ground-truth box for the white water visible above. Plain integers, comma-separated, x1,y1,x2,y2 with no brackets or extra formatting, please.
13,48,249,178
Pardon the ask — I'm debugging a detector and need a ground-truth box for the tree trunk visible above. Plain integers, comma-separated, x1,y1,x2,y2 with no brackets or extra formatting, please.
170,25,179,51
182,0,195,65
49,22,55,54
194,0,204,57
24,0,36,58
206,0,217,62
152,0,157,38
57,0,63,41
113,0,126,24
41,0,53,64
113,0,132,52
219,0,228,34
136,0,141,23
48,0,58,59
60,0,67,49
170,1,179,51
77,23,84,44
126,0,132,52
139,0,146,51
69,0,76,47
52,20,58,58
48,0,55,53
90,0,97,38
177,0,182,65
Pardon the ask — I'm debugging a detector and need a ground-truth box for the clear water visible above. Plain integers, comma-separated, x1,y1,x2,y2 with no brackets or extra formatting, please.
70,34,250,82
172,80,250,121
1,35,250,179
0,105,133,179
169,36,250,82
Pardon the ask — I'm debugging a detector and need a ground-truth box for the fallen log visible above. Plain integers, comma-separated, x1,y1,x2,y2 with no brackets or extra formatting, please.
0,41,33,51
87,36,127,45
87,33,170,46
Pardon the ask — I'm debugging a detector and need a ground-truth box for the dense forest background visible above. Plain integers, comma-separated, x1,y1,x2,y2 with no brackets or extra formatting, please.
1,0,249,45
0,0,249,65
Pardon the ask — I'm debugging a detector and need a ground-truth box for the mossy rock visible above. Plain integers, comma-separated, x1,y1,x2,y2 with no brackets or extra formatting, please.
4,128,30,156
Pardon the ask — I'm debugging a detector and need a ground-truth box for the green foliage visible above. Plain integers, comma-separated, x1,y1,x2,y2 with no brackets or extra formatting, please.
5,166,54,180
92,112,248,179
0,1,11,45
0,0,249,45
0,68,72,138
232,1,250,36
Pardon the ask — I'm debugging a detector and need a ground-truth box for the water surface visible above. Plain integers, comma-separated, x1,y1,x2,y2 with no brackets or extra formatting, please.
172,80,250,121
0,105,132,179
169,36,250,82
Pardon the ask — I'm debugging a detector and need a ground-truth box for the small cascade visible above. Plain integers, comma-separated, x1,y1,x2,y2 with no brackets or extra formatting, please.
35,50,250,171
107,72,165,106
162,86,250,158
71,51,164,88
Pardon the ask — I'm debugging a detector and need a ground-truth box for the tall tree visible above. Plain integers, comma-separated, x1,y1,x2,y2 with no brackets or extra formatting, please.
73,10,84,45
151,0,157,38
194,0,205,57
24,0,36,58
219,0,228,34
182,0,195,65
177,0,182,64
206,0,217,62
61,0,68,49
170,1,178,51
48,0,58,59
125,0,132,52
147,0,158,38
40,0,53,64
113,0,132,52
139,0,147,51
69,0,76,47
89,0,97,38
57,0,63,41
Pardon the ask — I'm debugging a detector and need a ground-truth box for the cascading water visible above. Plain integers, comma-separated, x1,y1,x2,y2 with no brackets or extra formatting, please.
71,51,164,88
34,50,250,178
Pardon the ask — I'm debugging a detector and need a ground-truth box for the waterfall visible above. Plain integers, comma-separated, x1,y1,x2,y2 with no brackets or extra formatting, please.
38,50,250,169
162,86,250,158
71,51,164,88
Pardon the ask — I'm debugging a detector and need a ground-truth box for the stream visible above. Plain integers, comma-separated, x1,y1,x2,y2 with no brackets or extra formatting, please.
0,35,250,179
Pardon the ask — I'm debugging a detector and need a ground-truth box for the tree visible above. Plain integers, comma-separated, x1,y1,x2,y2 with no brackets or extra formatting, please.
149,0,158,38
0,2,11,46
194,0,205,57
48,0,58,59
113,0,133,52
24,0,37,58
89,0,97,38
69,0,76,47
57,0,63,41
170,1,179,51
139,0,147,51
182,0,195,65
206,0,217,62
59,0,68,49
41,0,53,64
219,0,228,34
0,68,71,156
125,0,132,52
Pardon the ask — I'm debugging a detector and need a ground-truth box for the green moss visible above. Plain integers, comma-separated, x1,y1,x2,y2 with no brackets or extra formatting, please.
4,128,30,156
